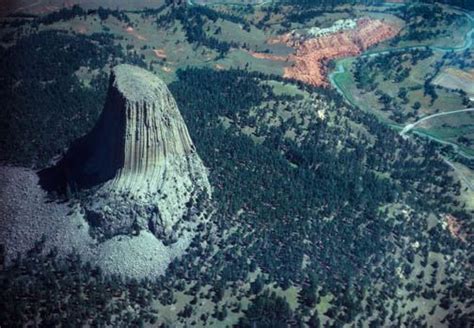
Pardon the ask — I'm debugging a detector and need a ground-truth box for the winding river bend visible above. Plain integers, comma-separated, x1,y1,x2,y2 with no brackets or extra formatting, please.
329,6,474,160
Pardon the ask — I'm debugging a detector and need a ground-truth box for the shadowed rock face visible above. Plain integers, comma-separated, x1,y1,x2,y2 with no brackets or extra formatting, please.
56,64,211,242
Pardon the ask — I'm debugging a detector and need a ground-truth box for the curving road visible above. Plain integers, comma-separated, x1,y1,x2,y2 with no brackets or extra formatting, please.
329,6,474,158
328,5,474,191
400,108,474,136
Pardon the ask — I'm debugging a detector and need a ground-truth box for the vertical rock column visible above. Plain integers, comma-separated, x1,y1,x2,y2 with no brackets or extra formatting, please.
59,64,211,242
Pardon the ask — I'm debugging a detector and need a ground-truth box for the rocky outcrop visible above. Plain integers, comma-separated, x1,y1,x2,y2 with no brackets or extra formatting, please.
254,18,401,87
286,18,401,87
58,64,211,243
444,214,467,243
355,18,401,49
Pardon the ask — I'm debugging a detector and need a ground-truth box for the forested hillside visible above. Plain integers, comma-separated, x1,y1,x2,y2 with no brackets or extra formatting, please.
0,30,145,166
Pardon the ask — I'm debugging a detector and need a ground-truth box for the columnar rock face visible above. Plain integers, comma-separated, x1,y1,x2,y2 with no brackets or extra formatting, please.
60,64,211,243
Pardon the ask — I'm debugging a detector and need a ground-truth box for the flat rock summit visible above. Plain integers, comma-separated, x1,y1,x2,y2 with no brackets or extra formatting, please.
58,64,211,242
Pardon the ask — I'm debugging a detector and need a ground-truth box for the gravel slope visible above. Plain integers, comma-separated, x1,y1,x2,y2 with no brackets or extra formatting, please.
0,166,193,278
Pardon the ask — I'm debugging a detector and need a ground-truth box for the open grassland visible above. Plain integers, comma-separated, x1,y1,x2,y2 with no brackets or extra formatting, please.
204,18,267,51
433,67,474,97
353,51,468,120
0,0,167,16
37,11,221,84
417,111,474,145
263,80,308,98
332,58,392,122
449,161,474,209
25,3,294,83
215,49,288,75
332,47,473,154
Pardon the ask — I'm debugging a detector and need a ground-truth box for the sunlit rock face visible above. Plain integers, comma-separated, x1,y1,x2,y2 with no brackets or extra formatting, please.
61,64,211,243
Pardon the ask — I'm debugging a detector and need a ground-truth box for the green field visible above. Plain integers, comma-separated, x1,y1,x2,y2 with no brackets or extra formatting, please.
332,47,474,157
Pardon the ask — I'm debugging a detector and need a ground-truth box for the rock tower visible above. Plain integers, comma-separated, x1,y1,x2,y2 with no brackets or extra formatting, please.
59,64,211,243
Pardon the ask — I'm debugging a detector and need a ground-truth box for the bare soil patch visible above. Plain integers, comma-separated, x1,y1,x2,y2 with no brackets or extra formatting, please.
252,18,401,87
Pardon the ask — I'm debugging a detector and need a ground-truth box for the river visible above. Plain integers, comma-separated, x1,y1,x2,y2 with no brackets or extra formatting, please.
329,5,474,160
